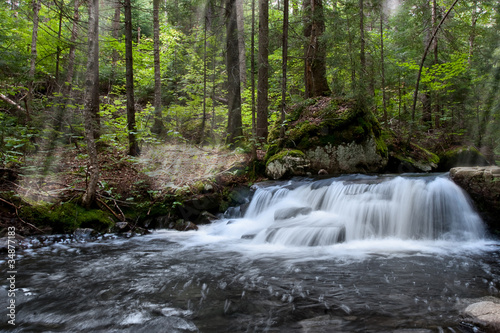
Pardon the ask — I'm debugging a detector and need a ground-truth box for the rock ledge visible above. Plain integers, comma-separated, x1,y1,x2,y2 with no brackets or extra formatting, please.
449,166,500,229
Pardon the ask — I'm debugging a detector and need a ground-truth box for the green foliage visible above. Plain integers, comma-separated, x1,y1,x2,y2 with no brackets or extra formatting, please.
0,113,37,167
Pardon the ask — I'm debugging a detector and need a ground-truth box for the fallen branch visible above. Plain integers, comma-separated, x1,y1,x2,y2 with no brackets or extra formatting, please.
112,199,126,221
97,197,124,221
0,93,25,112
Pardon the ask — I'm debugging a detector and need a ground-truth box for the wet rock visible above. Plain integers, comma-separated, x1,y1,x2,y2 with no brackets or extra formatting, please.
239,202,251,217
176,194,221,223
241,234,255,239
73,228,99,241
0,237,18,252
196,210,218,224
450,166,500,229
337,225,346,243
274,207,313,220
461,301,500,332
171,219,198,231
318,169,328,175
183,222,198,231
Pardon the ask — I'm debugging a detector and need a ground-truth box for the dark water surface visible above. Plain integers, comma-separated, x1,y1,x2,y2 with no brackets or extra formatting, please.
3,234,500,332
2,175,500,332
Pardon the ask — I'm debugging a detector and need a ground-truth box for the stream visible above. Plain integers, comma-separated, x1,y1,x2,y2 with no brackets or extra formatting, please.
2,174,500,332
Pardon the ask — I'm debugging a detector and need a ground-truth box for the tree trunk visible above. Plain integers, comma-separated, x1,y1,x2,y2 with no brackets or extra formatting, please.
410,0,459,124
151,0,165,136
250,0,256,159
346,15,356,93
380,8,387,123
431,0,440,128
225,0,243,146
280,0,289,139
111,0,121,86
55,0,63,85
422,0,433,127
303,0,331,98
256,0,269,142
82,0,100,208
236,0,247,90
359,0,366,91
124,0,139,156
26,0,41,123
63,0,79,97
468,1,478,65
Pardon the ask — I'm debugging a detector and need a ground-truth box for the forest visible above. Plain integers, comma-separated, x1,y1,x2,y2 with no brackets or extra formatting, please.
1,0,499,233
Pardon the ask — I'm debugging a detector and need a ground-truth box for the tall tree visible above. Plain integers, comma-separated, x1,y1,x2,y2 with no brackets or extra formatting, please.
250,0,256,158
225,0,243,146
280,0,289,138
236,0,247,90
124,0,139,155
379,4,387,123
62,0,79,97
54,0,64,85
25,0,41,123
431,0,440,128
359,0,366,89
303,0,331,98
111,0,121,86
410,0,460,122
82,0,100,207
256,0,269,142
151,0,165,136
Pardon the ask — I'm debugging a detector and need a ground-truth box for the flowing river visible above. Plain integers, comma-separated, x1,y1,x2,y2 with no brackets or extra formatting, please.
2,174,500,332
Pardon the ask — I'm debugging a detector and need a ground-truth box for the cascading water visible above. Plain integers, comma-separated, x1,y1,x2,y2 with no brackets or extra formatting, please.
215,174,486,247
8,174,500,333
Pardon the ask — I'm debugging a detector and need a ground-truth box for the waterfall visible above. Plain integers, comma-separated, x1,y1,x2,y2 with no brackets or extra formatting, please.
224,175,486,247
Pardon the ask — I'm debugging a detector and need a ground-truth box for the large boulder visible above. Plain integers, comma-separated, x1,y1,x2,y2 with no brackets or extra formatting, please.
461,300,500,332
449,166,500,230
304,138,387,174
438,146,489,171
265,98,388,179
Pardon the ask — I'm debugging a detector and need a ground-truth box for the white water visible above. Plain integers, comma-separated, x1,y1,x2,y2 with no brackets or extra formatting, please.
10,174,499,333
195,174,487,253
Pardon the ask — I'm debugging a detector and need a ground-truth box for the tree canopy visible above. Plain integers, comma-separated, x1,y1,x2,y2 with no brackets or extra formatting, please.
1,0,499,181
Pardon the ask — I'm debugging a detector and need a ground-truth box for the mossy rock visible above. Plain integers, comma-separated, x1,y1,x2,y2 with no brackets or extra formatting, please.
266,97,388,176
266,149,310,180
386,144,439,173
20,202,114,233
266,149,306,167
269,97,385,152
438,146,490,171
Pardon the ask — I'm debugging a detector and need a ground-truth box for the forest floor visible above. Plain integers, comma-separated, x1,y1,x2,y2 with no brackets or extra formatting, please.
0,143,256,236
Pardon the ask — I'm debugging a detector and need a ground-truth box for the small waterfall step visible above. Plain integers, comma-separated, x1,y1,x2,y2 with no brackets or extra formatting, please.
222,174,486,247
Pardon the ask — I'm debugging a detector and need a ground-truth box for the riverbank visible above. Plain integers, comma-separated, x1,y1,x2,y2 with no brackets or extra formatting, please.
0,143,262,237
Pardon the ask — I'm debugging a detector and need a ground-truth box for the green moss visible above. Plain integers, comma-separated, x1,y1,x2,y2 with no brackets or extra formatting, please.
375,135,388,158
288,121,317,143
20,202,113,233
414,144,440,165
266,149,305,167
264,144,280,162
